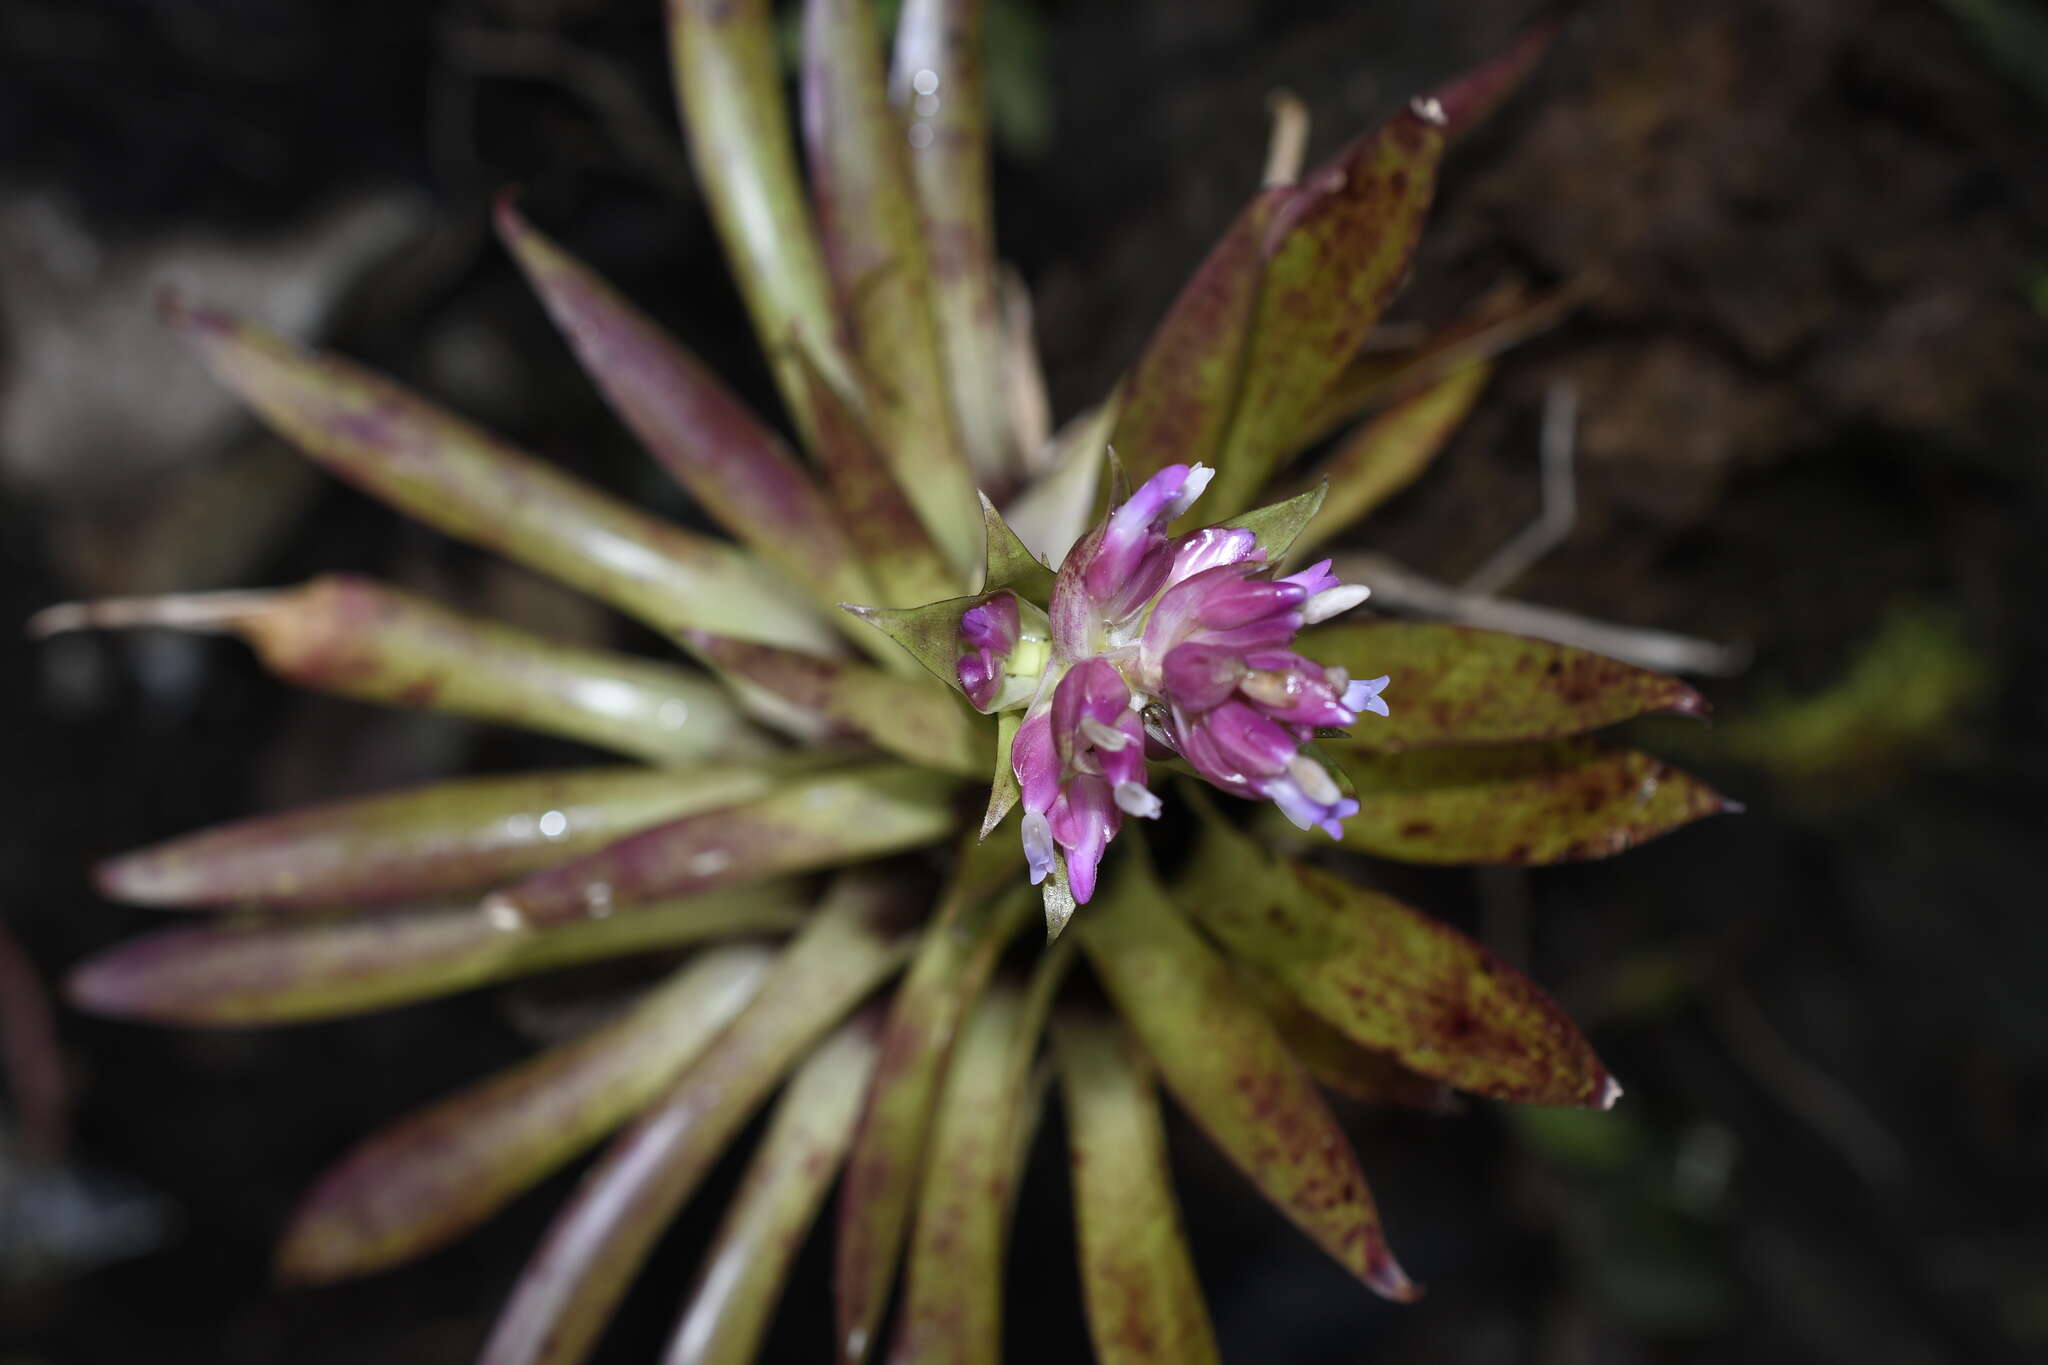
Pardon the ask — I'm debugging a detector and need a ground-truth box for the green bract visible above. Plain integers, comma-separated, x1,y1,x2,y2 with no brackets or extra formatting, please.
45,5,1733,1363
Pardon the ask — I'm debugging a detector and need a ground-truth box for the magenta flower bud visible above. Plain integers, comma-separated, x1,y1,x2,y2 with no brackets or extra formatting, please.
956,591,1022,711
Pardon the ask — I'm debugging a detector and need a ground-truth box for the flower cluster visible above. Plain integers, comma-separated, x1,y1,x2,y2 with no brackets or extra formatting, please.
960,464,1391,908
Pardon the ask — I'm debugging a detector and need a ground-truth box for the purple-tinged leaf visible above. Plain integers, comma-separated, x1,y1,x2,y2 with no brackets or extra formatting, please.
163,302,831,650
683,633,988,777
663,1006,882,1365
67,884,806,1026
1331,741,1736,865
1053,1008,1221,1365
891,0,1013,484
477,873,918,1365
1233,966,1453,1109
795,349,963,608
1107,190,1285,490
801,0,981,577
276,943,776,1282
1075,850,1416,1301
490,764,957,929
1430,20,1559,142
1179,808,1602,1105
668,0,855,442
1287,362,1490,554
496,203,881,621
1290,283,1576,454
1204,104,1447,517
1306,621,1709,750
34,576,765,765
833,842,1028,1365
96,764,812,910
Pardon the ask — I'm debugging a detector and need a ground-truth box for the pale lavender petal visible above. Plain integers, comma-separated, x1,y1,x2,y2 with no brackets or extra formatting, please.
1279,558,1341,596
1343,674,1392,718
1021,810,1056,884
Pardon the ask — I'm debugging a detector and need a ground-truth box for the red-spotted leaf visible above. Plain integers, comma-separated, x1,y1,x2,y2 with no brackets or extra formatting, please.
683,633,988,777
801,0,980,578
891,0,1014,484
66,883,807,1026
1330,741,1736,864
834,844,1028,1364
1075,849,1415,1300
1204,103,1446,517
163,301,830,649
664,1006,883,1365
1053,1008,1221,1365
1232,966,1452,1109
1180,810,1611,1106
477,873,918,1365
95,764,810,910
1290,283,1575,453
491,764,957,928
496,203,880,619
34,576,766,766
795,348,962,608
887,974,1043,1364
669,0,855,441
276,943,777,1282
1304,621,1708,750
1288,362,1491,554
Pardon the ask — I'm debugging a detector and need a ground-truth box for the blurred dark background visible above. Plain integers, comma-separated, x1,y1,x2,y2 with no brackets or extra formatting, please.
3,0,2047,1361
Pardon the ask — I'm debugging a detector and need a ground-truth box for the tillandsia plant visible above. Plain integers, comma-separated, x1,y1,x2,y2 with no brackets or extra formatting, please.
37,3,1735,1362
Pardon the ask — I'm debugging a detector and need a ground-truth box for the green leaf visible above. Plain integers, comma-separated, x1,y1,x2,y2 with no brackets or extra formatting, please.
1288,361,1491,554
496,202,883,623
491,764,959,929
1180,810,1611,1106
794,347,963,607
683,632,989,777
888,968,1049,1363
1204,103,1447,517
164,302,832,650
476,873,918,1365
1305,620,1709,750
978,490,1056,598
664,1006,882,1365
1216,482,1328,565
669,0,856,444
1075,849,1415,1300
37,577,771,766
801,0,982,577
833,861,1030,1364
979,709,1022,838
1330,741,1737,864
1232,965,1452,1109
1053,1008,1221,1365
94,764,814,910
275,943,777,1281
66,883,807,1025
892,0,1015,483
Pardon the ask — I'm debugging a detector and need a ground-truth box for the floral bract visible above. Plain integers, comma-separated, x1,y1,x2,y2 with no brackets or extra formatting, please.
37,6,1735,1365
